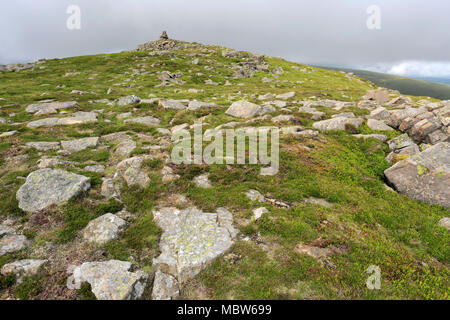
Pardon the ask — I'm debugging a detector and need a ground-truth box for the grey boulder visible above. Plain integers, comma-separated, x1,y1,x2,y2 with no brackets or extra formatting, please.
16,169,91,212
384,142,450,208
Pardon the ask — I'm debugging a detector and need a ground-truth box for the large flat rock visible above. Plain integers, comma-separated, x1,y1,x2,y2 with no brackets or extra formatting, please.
26,101,78,114
153,207,237,288
83,213,128,244
71,260,148,300
27,112,98,129
384,142,450,208
16,169,91,212
312,117,364,131
226,100,265,118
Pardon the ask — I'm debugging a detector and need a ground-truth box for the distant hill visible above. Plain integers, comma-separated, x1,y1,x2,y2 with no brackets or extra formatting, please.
318,66,450,100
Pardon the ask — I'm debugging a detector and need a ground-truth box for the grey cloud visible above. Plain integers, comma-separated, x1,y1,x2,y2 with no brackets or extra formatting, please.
1,0,449,76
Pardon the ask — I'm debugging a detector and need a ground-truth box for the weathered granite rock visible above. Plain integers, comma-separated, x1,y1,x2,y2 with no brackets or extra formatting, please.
117,95,141,106
124,116,160,126
16,169,91,212
26,101,78,114
101,176,121,199
353,134,388,142
0,225,14,237
27,112,98,129
25,142,60,151
151,270,180,300
37,156,71,169
161,166,180,183
153,207,236,287
384,142,450,208
123,167,150,188
1,259,47,282
271,115,295,123
386,107,427,128
102,132,137,157
408,119,441,143
61,137,99,153
193,173,212,188
0,235,30,256
0,131,18,138
187,100,218,111
388,134,416,151
252,207,268,222
367,119,394,131
83,213,128,244
312,117,364,131
71,260,149,300
276,92,296,100
84,164,105,173
225,100,269,118
159,99,187,110
368,107,391,120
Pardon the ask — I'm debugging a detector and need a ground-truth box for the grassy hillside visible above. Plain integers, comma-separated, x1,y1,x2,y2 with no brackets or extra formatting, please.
319,66,450,100
0,41,448,300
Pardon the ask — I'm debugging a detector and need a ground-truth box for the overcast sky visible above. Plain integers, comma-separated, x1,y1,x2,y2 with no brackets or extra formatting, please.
1,0,449,77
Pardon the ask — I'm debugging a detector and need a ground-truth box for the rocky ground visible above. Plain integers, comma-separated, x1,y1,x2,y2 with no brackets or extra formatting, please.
0,33,448,300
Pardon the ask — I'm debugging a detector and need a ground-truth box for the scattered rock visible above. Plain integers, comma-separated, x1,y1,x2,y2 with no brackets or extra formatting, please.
26,142,60,151
117,95,141,106
1,259,47,283
245,189,265,202
27,112,98,129
312,117,364,131
276,92,295,100
153,207,236,288
367,119,394,131
384,142,450,208
0,131,18,138
84,164,105,173
193,173,212,188
70,260,149,300
159,99,187,110
61,137,99,153
161,166,180,183
151,270,180,300
187,100,218,111
0,235,30,256
26,101,78,114
16,169,91,212
225,100,271,118
353,134,388,142
124,116,160,126
252,207,268,222
83,213,128,244
123,167,150,188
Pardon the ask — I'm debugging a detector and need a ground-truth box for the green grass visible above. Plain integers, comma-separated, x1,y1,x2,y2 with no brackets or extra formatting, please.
56,198,123,243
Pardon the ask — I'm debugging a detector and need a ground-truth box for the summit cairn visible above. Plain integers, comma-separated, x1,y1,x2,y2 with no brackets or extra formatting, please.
159,30,169,40
137,30,186,52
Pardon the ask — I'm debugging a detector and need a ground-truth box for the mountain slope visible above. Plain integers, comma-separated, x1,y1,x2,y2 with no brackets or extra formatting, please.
0,37,448,300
